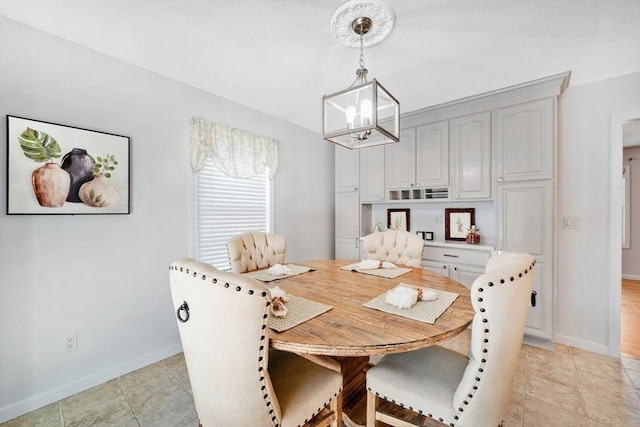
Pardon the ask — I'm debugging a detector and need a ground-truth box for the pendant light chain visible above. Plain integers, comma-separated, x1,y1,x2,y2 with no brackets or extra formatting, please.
359,32,366,70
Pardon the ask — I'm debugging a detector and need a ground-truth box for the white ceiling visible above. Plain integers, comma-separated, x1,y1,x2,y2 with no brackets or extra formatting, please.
1,0,639,134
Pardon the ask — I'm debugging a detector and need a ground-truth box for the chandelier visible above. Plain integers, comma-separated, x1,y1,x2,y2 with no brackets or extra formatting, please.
322,1,399,149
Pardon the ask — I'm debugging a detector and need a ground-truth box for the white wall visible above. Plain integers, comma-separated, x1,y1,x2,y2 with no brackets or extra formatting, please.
622,146,640,278
0,17,334,422
556,72,640,353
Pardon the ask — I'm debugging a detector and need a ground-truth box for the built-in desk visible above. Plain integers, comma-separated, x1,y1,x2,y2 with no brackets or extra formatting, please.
422,241,495,289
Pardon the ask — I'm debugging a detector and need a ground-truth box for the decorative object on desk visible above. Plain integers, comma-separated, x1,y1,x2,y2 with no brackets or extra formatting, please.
387,208,410,231
322,0,399,149
372,221,383,233
417,230,434,241
6,115,130,215
445,208,475,241
466,225,481,244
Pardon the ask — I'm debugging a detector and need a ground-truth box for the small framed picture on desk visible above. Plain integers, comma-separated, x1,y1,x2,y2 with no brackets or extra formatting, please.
445,208,475,241
387,208,410,232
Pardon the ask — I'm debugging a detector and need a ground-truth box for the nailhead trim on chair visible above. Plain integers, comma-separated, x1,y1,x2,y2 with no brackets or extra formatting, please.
367,259,536,427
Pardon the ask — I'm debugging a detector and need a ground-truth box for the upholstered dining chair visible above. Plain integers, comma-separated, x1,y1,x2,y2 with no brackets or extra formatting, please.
366,252,535,427
169,258,343,427
362,230,424,267
227,231,287,273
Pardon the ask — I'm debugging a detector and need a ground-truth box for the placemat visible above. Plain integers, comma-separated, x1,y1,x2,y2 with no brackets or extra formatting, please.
268,295,332,332
341,263,412,279
363,286,459,324
244,264,314,282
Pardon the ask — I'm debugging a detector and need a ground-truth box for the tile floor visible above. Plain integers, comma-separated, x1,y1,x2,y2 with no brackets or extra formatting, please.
2,331,640,427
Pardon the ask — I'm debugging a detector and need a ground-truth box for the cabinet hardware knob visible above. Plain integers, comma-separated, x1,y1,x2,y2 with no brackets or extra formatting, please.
531,291,537,307
498,177,504,182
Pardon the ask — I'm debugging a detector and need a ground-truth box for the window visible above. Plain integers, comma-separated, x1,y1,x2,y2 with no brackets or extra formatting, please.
195,159,271,270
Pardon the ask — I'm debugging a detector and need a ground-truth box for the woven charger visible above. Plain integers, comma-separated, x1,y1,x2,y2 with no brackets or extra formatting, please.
244,264,314,282
363,286,459,324
268,295,332,332
340,263,412,279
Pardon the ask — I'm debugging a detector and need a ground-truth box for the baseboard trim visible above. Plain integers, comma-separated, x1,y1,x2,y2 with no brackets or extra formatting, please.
554,334,610,356
0,343,183,424
622,274,640,281
523,335,555,350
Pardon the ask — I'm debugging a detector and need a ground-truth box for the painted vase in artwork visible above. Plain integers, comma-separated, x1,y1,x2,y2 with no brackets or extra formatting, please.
31,163,70,207
79,174,119,207
61,148,95,203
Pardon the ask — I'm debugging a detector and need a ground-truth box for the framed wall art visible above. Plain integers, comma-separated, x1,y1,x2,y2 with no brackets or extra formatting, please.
387,208,410,232
445,208,475,241
6,115,130,215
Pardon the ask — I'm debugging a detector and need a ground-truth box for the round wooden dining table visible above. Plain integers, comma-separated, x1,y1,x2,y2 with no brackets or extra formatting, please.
265,259,474,427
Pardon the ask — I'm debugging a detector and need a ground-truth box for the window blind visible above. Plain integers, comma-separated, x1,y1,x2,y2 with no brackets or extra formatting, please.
196,159,269,270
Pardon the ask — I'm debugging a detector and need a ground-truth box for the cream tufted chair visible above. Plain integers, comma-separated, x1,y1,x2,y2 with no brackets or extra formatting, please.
169,258,343,427
362,230,424,267
366,252,535,427
227,231,287,273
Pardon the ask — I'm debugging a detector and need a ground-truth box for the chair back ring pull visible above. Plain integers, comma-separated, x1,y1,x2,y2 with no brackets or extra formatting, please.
177,301,190,323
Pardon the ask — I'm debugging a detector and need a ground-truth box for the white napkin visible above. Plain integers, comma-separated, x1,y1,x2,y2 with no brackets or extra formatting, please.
385,286,418,308
354,259,381,270
385,285,439,309
267,263,292,276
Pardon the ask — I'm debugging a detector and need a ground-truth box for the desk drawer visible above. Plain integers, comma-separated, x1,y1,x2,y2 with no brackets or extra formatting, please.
423,246,491,267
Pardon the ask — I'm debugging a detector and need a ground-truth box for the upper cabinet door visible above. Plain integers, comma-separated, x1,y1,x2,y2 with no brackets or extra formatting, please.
416,121,449,187
359,145,386,202
450,112,491,200
385,128,416,190
335,146,360,192
494,98,554,182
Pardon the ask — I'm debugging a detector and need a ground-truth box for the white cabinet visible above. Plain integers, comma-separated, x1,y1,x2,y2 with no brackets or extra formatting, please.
385,123,450,201
335,146,360,259
496,175,554,339
422,245,492,289
335,146,360,192
385,128,416,190
416,121,449,187
450,112,491,200
359,145,385,202
494,98,554,183
335,191,360,260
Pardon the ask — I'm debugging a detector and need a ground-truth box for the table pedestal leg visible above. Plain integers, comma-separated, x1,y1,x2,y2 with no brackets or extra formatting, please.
334,356,370,427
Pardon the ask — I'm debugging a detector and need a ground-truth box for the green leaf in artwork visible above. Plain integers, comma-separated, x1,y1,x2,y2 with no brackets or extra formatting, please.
92,153,118,179
89,188,95,201
18,128,62,162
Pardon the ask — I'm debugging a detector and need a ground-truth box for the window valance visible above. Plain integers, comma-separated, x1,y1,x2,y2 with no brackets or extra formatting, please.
190,117,278,179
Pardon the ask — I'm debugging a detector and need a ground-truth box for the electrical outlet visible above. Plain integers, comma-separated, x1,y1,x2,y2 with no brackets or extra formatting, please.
66,333,77,352
435,215,441,224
